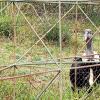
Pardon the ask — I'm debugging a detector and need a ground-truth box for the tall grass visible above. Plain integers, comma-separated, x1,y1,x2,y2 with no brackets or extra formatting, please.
0,8,100,100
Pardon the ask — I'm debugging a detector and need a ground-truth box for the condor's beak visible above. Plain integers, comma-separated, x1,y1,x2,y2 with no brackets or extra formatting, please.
84,34,87,41
84,32,92,41
84,33,88,41
84,29,92,41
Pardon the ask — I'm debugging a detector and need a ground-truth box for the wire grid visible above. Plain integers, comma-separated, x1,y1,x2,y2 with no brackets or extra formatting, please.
0,1,100,100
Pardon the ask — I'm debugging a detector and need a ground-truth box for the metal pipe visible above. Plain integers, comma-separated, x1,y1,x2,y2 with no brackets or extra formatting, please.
0,60,100,67
0,1,100,5
0,69,60,81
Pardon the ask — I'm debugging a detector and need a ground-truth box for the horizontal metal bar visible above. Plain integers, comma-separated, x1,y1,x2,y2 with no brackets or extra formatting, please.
0,54,100,67
0,69,60,81
0,61,100,67
0,62,100,74
45,1,100,4
0,0,100,5
18,61,100,65
70,63,100,70
0,0,32,2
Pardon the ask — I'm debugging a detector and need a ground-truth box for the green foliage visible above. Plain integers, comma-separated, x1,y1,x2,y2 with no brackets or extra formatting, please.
0,81,13,99
91,15,100,26
45,26,59,42
0,3,100,100
45,25,71,45
0,81,35,100
0,16,13,38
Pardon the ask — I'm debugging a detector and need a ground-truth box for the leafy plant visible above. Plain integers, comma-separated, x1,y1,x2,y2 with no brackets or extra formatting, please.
45,25,71,45
0,16,13,38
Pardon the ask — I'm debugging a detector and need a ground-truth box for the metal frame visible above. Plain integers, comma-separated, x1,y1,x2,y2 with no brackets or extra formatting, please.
0,0,100,4
0,0,100,100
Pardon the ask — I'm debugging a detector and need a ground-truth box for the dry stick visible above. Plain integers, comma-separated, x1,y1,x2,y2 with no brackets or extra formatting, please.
79,73,100,100
0,5,75,72
36,71,60,100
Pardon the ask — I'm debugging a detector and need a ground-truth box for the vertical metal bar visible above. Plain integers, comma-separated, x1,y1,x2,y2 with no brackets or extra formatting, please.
75,0,78,56
43,3,51,26
74,0,78,93
12,2,16,100
59,0,63,100
13,79,16,100
13,2,16,63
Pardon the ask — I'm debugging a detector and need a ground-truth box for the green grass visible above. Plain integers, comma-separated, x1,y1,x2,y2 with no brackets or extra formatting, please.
0,68,100,100
0,12,100,99
0,29,99,99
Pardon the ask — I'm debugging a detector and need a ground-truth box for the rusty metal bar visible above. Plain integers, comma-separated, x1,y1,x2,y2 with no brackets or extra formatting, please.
0,69,60,81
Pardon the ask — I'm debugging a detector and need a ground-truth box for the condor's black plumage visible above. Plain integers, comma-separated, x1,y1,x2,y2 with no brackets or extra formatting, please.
70,29,100,92
92,62,100,84
70,57,100,91
70,57,90,91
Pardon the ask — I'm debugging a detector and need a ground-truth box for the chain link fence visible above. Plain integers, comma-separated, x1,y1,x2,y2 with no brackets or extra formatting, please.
0,1,100,100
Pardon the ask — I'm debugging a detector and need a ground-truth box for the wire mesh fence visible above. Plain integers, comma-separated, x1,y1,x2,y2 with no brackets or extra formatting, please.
0,1,100,100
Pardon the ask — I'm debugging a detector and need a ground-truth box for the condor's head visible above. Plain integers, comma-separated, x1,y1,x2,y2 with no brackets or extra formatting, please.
84,29,93,43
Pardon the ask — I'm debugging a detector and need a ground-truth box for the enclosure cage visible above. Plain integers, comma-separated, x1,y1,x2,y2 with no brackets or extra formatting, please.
0,0,100,100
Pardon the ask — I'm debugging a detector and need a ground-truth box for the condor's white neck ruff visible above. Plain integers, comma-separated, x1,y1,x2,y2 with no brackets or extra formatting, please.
83,29,99,86
83,29,99,62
